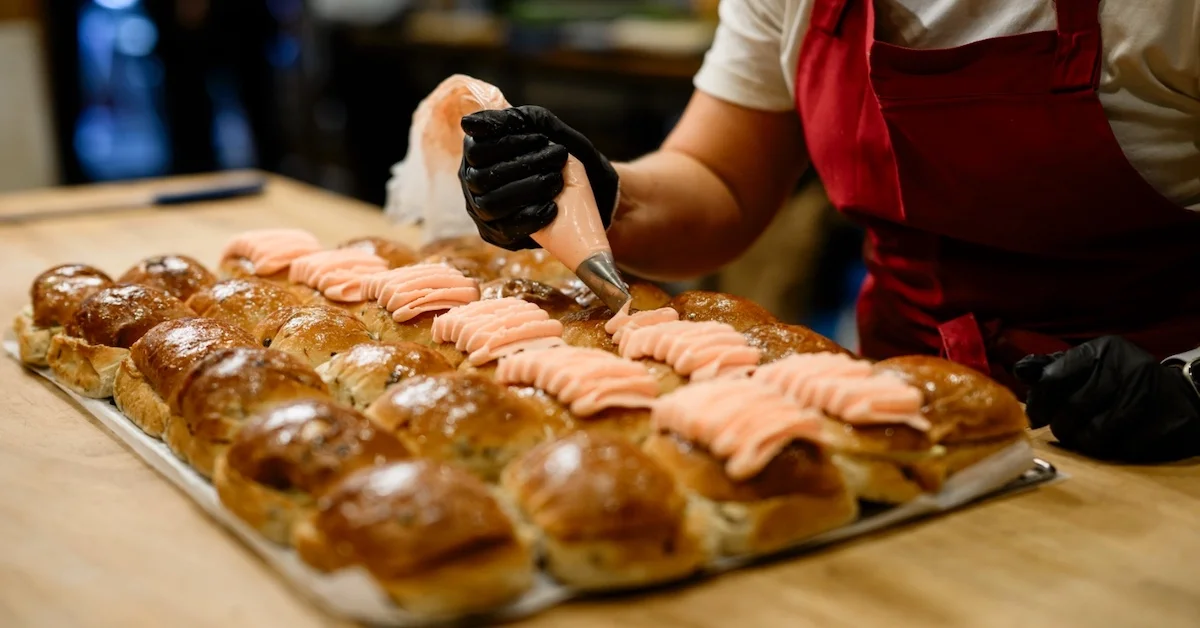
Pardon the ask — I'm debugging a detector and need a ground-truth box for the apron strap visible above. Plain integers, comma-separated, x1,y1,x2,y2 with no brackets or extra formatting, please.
1052,0,1102,92
938,313,992,376
812,0,852,36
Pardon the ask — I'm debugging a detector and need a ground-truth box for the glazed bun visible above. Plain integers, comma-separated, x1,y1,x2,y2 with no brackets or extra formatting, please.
48,284,193,398
501,432,709,590
480,278,581,319
874,355,1028,444
560,307,618,354
168,346,330,476
113,317,254,438
185,278,303,334
338,236,419,268
488,248,578,287
365,372,574,481
15,264,112,366
292,460,534,617
252,305,374,369
118,254,216,301
315,341,455,410
668,290,776,332
215,398,411,544
643,433,857,557
743,322,850,364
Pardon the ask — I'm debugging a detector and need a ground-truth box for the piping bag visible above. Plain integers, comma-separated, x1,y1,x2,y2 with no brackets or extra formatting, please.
384,74,632,313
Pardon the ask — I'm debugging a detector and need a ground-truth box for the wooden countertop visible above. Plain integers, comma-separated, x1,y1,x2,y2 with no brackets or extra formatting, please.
2,174,1198,628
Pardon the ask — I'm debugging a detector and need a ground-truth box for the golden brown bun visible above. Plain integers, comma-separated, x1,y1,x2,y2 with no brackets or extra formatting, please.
480,278,581,318
668,290,776,332
643,433,857,556
560,309,617,354
744,322,851,364
365,372,574,481
65,284,194,349
306,298,402,344
169,347,330,477
417,236,503,281
118,254,216,301
13,308,54,367
362,310,465,366
418,254,499,282
292,460,533,617
833,432,1029,504
130,317,255,404
114,317,254,437
215,398,411,544
512,386,654,443
252,305,374,369
30,263,113,328
501,431,707,589
113,356,171,436
46,334,127,398
185,278,303,334
316,341,455,410
218,254,290,284
874,355,1029,444
488,248,577,285
338,236,419,268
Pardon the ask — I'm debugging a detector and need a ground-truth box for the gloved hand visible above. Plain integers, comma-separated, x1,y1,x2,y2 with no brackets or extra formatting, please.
459,105,619,251
1014,336,1200,462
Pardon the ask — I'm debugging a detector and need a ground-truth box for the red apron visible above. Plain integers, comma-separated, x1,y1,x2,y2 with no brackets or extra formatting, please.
794,0,1200,390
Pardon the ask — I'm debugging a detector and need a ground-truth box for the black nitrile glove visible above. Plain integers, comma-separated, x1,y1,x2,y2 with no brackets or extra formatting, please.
459,105,619,251
1014,336,1200,462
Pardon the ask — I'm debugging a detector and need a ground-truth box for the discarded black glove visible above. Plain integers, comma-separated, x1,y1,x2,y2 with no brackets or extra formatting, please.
1014,335,1200,462
459,105,619,251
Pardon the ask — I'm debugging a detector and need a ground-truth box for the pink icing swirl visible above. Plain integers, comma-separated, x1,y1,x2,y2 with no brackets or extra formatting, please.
652,379,828,480
752,352,931,431
495,346,658,416
614,319,760,381
431,297,564,365
604,303,680,344
363,263,480,323
221,229,323,276
288,249,389,302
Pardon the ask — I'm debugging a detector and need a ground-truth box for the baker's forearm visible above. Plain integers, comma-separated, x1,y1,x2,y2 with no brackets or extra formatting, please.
603,91,809,282
608,153,763,281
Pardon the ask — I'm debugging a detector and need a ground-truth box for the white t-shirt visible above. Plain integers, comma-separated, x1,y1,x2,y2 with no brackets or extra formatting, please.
693,0,1200,209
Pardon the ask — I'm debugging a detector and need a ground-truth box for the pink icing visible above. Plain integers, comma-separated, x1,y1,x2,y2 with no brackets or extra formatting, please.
495,346,658,416
363,263,480,323
288,249,389,302
614,319,760,381
651,379,828,480
752,353,931,431
604,303,681,344
431,297,564,365
221,229,323,276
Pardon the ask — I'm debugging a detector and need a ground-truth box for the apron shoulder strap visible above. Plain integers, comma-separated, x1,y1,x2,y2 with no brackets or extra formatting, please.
1052,0,1102,91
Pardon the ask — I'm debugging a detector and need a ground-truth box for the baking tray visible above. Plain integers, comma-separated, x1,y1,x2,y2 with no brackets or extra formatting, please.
5,338,1060,626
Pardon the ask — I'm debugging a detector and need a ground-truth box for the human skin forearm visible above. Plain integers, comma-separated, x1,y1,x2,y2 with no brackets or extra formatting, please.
606,91,809,282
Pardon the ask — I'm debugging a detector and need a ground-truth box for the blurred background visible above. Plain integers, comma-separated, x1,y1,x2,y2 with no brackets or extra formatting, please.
1,0,863,347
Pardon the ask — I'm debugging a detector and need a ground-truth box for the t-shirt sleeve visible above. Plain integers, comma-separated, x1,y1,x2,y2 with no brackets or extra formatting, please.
693,0,795,112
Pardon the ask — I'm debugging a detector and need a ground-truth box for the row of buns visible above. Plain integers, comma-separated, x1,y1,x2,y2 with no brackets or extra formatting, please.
12,230,1029,619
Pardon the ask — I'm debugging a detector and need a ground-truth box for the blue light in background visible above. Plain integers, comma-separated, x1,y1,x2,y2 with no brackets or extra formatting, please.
75,0,170,181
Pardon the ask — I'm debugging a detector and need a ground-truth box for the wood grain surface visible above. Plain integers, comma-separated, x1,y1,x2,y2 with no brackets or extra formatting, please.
1,175,1198,628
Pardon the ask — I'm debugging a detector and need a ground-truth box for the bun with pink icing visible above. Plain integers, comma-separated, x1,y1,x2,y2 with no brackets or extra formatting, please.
219,229,323,291
480,277,582,319
605,304,760,393
362,263,481,350
495,346,659,442
752,352,1029,504
430,298,565,373
644,378,857,557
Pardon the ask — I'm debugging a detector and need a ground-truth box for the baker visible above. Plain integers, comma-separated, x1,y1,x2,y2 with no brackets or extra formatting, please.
455,0,1200,461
